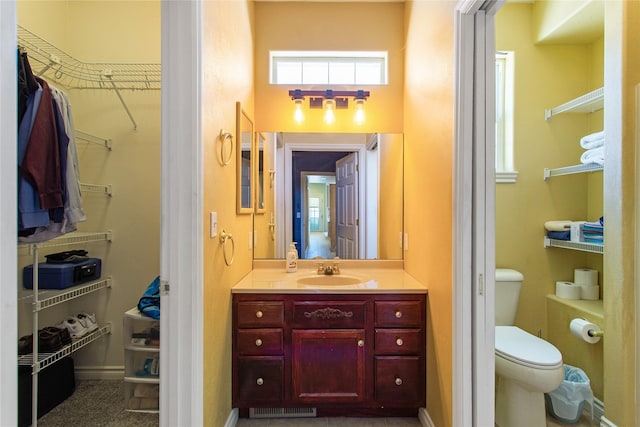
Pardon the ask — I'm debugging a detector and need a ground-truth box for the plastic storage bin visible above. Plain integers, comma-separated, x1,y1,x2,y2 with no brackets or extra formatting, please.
545,364,593,423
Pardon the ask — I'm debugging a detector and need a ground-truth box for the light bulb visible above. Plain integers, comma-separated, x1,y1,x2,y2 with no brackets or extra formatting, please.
323,99,336,125
293,99,304,123
354,99,365,124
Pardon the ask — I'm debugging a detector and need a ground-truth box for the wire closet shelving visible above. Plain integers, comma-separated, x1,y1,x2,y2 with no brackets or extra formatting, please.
17,25,161,129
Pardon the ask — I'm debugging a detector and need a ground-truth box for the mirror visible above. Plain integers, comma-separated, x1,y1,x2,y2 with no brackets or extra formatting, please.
252,132,403,260
255,133,266,214
236,102,253,214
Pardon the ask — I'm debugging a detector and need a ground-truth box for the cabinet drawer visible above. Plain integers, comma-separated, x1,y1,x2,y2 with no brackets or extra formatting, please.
237,302,284,327
375,356,423,405
292,301,366,328
375,301,422,327
237,329,283,356
236,357,283,403
374,329,422,355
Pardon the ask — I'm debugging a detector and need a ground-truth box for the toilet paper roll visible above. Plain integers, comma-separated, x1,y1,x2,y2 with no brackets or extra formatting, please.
570,318,601,344
555,281,581,300
574,268,598,287
580,284,600,300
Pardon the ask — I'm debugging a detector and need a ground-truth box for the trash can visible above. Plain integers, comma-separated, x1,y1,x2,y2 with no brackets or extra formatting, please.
545,364,593,423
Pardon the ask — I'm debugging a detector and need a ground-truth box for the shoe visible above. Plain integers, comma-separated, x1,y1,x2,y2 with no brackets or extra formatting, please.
38,328,63,352
18,334,33,355
57,316,89,339
42,326,72,346
76,312,99,334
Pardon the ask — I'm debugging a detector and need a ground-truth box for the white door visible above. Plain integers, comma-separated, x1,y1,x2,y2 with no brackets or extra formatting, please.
335,153,358,259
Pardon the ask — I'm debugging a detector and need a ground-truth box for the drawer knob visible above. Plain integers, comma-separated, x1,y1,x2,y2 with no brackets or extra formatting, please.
357,339,365,347
395,377,403,386
255,310,263,319
255,338,263,347
396,338,404,346
256,377,264,386
395,311,403,319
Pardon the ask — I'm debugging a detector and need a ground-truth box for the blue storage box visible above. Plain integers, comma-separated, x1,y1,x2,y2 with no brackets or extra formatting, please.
23,258,102,289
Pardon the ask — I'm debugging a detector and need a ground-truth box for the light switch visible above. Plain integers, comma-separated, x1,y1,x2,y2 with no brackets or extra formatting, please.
210,212,217,238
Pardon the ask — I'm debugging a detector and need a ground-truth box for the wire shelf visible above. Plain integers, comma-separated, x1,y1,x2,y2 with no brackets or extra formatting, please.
18,25,160,91
18,231,113,255
543,237,604,254
18,323,112,371
545,87,604,120
19,277,112,311
544,163,603,180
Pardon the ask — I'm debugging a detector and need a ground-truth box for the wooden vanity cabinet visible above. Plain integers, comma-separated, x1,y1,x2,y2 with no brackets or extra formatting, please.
232,293,426,416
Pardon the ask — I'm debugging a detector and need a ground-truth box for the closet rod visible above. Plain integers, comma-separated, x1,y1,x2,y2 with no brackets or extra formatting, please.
75,130,112,150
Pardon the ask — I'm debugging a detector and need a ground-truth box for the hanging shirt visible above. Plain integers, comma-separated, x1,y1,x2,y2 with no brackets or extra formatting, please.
20,77,64,210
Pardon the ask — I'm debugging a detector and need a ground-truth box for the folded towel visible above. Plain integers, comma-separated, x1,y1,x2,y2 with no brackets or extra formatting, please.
545,220,572,232
584,236,604,244
580,146,604,166
580,131,605,149
547,230,571,240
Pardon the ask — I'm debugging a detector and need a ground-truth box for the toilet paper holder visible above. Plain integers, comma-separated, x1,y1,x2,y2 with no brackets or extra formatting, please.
587,328,604,338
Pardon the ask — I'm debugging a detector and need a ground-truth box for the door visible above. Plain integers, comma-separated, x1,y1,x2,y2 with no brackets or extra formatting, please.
291,329,366,403
335,153,358,259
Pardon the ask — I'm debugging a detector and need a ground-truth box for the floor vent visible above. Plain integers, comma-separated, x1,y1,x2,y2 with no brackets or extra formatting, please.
249,407,317,419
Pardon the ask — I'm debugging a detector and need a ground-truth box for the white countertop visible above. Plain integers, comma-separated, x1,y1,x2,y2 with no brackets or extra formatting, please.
232,261,428,294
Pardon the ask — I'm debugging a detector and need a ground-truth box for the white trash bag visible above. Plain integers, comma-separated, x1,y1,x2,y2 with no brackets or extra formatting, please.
545,364,594,424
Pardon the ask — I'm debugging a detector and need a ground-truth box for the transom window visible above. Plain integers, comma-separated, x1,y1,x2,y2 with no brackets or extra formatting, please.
270,51,388,85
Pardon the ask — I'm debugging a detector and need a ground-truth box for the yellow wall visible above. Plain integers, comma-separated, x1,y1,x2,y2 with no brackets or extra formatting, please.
404,2,456,425
17,0,161,369
378,133,403,259
496,3,603,339
254,1,404,133
202,1,255,425
603,1,640,424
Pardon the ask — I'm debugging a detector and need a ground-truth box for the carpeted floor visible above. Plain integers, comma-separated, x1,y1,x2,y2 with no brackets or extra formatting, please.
37,380,158,426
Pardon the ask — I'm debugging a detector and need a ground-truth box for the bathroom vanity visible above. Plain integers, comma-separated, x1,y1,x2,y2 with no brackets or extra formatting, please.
231,265,427,417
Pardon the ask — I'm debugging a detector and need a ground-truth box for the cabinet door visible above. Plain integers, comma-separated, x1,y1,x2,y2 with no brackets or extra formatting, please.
292,329,365,403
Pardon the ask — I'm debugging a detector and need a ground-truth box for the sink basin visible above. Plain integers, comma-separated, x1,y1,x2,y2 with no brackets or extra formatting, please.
297,275,364,286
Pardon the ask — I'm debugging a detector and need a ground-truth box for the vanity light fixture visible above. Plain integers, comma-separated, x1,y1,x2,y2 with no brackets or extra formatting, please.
288,89,370,124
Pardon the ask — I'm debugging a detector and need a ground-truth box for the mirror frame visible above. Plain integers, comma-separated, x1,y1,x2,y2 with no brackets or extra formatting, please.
254,132,266,214
236,102,254,214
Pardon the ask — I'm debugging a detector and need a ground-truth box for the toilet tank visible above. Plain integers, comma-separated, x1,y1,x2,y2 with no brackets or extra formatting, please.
495,268,524,326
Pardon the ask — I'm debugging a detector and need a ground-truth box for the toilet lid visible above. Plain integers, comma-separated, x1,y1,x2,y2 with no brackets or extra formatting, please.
495,326,562,368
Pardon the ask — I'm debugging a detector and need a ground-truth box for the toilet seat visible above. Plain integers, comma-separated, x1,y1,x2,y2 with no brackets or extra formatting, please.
495,326,562,369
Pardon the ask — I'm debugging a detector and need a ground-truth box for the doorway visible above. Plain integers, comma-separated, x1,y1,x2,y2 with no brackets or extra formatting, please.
301,172,336,259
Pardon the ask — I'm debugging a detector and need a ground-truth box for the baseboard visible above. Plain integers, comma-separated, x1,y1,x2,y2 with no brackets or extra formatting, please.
74,365,124,380
599,415,617,427
225,408,239,427
592,397,604,425
418,407,435,427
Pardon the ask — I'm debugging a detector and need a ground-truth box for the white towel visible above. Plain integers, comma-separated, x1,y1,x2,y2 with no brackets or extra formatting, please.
545,220,572,231
580,146,605,166
580,131,605,149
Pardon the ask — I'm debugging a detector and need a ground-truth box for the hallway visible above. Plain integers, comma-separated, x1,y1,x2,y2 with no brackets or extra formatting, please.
305,231,335,259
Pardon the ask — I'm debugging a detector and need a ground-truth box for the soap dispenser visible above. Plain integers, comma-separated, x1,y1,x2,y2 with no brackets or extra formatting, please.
286,242,298,273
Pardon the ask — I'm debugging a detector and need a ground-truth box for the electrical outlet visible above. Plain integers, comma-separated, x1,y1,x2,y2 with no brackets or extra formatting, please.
210,212,217,238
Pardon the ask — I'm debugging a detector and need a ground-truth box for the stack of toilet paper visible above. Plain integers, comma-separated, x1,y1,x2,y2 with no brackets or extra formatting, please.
555,269,599,300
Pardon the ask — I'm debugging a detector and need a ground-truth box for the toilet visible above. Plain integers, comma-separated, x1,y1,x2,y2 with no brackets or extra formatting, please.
495,269,564,427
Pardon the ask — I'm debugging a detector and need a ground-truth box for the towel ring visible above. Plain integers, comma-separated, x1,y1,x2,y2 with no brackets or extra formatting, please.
219,130,233,166
219,229,235,266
